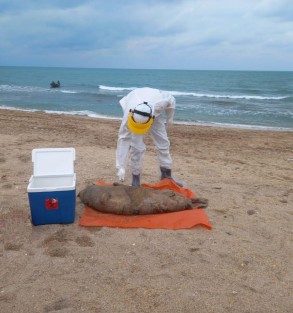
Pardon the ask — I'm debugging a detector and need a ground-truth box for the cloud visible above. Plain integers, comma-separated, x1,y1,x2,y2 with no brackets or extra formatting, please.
0,0,292,69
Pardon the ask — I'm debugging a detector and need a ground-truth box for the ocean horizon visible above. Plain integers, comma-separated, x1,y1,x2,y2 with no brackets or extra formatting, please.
0,66,292,131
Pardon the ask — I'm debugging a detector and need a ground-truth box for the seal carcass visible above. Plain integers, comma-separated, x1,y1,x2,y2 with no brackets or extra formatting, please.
78,183,208,215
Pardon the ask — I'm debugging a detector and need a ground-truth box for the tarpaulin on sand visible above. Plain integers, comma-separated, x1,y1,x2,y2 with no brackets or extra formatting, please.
79,179,212,230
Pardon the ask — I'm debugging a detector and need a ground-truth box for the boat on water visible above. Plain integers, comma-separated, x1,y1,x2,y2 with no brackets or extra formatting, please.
50,80,60,88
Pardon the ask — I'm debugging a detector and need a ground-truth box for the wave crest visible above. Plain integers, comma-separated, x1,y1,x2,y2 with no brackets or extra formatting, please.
98,85,135,91
168,90,288,100
98,85,288,100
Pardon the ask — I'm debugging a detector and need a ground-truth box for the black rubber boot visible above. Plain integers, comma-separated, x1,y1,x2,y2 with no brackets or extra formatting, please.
132,174,140,187
160,167,183,187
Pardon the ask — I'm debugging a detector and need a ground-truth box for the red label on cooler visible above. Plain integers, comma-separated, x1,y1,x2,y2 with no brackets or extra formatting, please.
45,198,59,210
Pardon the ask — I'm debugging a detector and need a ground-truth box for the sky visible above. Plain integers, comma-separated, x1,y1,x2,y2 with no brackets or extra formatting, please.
0,0,293,71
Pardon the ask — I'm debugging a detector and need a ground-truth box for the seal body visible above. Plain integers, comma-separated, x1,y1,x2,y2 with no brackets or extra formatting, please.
78,184,208,215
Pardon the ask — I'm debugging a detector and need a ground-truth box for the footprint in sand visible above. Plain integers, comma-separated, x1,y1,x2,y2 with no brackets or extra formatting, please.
43,298,71,312
4,242,23,251
75,235,95,247
45,246,69,258
42,229,70,244
2,183,13,189
42,229,95,257
18,154,30,163
42,229,70,258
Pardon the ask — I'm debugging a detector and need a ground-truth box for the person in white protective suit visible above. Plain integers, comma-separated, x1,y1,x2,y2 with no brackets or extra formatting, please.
116,87,182,187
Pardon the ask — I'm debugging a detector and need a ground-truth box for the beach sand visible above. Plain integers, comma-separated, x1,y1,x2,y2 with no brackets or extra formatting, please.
0,109,292,313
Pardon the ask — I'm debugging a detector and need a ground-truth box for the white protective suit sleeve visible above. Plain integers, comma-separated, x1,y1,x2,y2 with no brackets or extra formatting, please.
165,107,175,126
116,116,131,171
116,89,142,173
162,92,175,126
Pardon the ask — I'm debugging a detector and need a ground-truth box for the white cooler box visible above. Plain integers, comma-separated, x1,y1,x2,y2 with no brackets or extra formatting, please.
27,148,76,225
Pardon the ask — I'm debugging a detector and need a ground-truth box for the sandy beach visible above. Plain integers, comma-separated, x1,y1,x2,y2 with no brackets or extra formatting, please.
0,108,292,313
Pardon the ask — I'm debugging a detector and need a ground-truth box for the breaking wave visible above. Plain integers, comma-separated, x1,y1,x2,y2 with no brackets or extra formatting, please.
98,85,288,100
166,90,288,100
98,85,135,91
0,84,78,94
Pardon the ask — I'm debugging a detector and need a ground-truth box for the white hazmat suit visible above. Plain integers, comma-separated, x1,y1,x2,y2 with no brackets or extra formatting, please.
116,87,176,183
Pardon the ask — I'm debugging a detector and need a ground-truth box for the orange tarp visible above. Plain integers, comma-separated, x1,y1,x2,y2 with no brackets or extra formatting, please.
79,179,212,230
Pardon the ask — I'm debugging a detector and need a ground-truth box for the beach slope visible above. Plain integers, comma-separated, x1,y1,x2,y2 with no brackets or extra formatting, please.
0,109,292,313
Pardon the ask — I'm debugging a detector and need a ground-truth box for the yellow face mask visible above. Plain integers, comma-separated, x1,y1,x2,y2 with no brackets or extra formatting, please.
127,112,154,135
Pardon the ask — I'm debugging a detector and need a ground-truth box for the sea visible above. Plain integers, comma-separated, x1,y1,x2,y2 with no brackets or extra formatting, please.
0,66,292,131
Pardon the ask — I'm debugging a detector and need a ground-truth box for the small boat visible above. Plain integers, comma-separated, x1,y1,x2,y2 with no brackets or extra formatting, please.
50,80,60,88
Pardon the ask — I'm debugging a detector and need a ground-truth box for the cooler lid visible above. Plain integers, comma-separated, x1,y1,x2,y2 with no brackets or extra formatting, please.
32,148,75,176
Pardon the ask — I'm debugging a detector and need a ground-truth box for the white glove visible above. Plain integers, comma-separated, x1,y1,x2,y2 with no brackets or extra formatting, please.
117,167,126,181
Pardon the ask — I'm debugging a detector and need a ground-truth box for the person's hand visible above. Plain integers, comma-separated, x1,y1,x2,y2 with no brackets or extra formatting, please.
117,167,126,181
